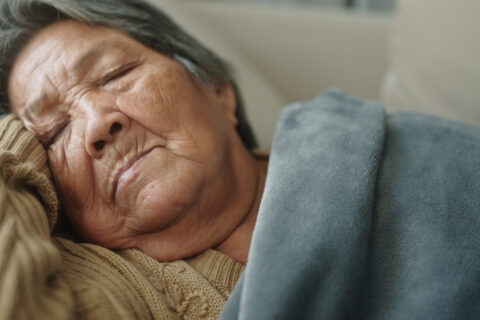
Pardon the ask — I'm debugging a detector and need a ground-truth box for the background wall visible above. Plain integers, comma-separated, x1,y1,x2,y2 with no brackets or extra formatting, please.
208,0,396,11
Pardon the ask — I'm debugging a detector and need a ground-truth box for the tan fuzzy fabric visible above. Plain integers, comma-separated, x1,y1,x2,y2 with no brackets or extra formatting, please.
0,115,244,320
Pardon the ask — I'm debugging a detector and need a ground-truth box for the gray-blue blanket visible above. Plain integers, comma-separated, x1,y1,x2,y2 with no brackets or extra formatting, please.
220,90,480,320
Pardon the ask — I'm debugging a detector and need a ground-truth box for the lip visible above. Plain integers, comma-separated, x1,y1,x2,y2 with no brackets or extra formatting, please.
112,148,155,200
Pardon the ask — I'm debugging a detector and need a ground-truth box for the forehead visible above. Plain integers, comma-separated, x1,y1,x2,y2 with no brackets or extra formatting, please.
8,20,143,115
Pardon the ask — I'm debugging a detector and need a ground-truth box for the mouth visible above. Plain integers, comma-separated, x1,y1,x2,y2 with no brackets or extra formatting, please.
112,148,155,200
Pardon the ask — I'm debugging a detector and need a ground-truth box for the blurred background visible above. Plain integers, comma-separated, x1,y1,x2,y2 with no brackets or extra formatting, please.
195,0,396,11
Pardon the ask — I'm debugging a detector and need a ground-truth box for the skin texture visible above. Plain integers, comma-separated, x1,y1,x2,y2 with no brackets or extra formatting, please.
8,20,267,263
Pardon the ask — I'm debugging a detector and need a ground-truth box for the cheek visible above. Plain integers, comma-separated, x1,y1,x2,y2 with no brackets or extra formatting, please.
48,141,96,219
48,144,125,244
117,70,207,137
117,73,172,130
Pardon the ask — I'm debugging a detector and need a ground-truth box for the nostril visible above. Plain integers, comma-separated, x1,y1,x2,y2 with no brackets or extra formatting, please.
94,140,105,151
109,122,122,135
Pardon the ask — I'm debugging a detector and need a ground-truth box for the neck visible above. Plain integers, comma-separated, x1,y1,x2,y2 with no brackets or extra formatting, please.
215,155,268,264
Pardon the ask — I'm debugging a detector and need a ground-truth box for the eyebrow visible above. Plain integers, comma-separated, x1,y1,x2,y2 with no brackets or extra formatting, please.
72,40,131,73
72,47,104,73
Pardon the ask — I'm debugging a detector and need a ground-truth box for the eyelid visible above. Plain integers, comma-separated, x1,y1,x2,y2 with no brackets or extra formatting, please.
99,63,136,86
46,120,70,147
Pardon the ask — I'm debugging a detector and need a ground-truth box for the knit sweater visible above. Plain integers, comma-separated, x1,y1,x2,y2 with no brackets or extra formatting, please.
0,115,244,320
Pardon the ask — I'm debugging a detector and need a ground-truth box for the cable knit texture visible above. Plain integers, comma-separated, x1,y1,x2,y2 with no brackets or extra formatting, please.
0,114,244,320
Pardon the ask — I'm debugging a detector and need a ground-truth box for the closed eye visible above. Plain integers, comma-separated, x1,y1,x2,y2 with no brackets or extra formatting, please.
46,121,70,147
100,64,136,86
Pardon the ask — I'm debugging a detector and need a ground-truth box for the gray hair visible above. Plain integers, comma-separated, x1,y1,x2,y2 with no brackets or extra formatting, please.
0,0,257,148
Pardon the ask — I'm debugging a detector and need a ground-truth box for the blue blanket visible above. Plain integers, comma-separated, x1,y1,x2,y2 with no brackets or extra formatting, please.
221,90,480,319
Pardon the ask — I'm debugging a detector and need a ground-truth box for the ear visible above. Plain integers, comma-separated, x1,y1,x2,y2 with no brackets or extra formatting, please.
216,83,238,126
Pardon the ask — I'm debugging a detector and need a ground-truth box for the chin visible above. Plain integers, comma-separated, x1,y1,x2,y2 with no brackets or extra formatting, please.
132,181,195,233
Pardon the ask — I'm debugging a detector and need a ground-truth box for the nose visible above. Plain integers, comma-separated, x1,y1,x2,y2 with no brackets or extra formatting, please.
85,111,129,158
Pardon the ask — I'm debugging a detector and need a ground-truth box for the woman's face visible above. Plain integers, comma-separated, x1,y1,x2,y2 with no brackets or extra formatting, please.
8,20,253,260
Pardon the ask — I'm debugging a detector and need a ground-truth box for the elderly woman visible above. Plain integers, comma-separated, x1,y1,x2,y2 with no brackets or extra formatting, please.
1,0,264,318
3,0,266,265
1,1,480,320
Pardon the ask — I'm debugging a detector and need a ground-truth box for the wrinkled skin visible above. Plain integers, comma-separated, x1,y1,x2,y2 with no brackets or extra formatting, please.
8,20,266,262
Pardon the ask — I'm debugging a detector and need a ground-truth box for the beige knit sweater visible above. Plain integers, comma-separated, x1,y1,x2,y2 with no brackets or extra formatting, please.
0,115,244,320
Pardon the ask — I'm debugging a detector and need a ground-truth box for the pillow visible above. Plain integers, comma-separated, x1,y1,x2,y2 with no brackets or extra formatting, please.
0,114,58,230
147,0,286,149
381,0,480,125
